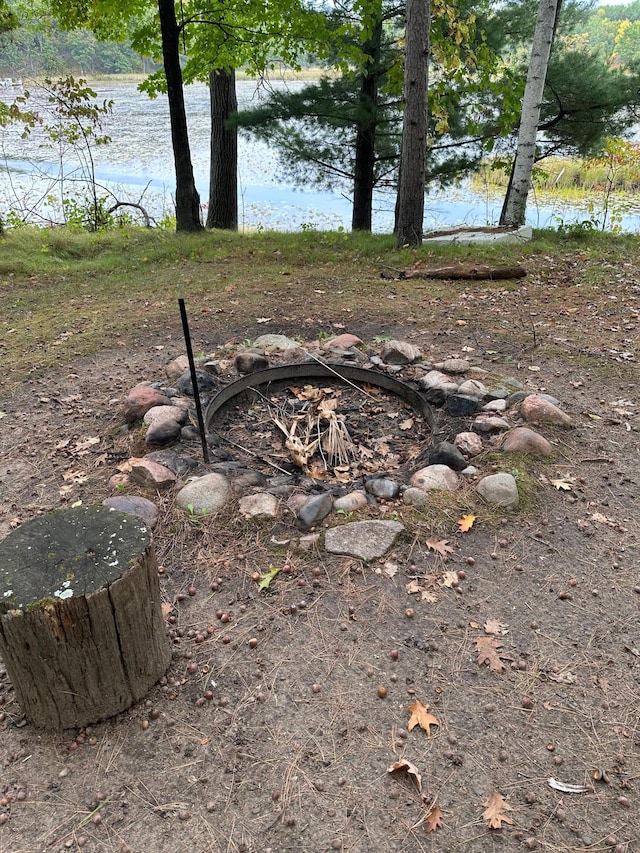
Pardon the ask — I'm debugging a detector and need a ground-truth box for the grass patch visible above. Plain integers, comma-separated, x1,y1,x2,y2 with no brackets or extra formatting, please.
1,225,638,395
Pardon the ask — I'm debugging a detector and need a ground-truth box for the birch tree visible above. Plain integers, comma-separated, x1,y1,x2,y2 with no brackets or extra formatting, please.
499,0,562,227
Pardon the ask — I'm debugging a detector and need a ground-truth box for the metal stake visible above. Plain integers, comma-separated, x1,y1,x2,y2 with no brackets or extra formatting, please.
178,298,210,464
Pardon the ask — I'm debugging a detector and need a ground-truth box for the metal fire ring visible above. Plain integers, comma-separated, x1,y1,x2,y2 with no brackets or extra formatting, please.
205,361,436,433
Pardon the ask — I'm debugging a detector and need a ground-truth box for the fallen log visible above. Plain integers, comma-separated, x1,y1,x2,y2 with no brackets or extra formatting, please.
404,264,527,280
0,505,171,729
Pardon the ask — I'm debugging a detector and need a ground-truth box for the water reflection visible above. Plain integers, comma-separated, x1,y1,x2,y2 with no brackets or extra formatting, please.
1,79,639,233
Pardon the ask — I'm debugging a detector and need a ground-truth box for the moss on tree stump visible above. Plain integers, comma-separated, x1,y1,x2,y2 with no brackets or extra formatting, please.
0,505,171,729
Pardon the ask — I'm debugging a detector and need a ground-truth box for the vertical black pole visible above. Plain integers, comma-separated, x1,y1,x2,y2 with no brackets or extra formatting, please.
178,298,210,464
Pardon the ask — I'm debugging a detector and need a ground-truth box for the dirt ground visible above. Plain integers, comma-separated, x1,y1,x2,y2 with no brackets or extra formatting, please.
0,250,639,853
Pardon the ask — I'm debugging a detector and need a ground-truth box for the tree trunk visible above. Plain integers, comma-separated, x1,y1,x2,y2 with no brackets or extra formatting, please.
206,69,238,231
394,0,430,247
157,0,203,232
0,505,171,729
352,14,383,232
499,0,562,227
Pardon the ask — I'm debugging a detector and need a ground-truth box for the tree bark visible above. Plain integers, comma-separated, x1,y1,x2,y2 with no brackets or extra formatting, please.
405,264,527,280
0,505,171,729
394,0,430,247
499,0,562,227
157,0,203,232
352,13,383,232
206,68,238,230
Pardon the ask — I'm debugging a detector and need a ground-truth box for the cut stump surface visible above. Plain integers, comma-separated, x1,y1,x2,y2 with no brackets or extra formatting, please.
0,505,170,729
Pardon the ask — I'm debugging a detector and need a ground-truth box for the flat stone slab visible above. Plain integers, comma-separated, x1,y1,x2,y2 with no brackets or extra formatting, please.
324,520,404,560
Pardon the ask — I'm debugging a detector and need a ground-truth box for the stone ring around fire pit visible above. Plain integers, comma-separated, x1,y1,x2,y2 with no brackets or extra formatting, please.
204,361,436,435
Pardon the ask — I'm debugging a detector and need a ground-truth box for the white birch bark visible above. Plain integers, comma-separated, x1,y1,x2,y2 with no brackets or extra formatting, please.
500,0,561,227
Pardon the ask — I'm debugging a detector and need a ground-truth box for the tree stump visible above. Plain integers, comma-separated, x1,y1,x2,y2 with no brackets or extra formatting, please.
0,505,171,729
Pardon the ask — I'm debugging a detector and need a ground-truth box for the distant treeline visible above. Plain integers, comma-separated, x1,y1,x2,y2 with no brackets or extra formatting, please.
0,20,156,77
2,3,640,80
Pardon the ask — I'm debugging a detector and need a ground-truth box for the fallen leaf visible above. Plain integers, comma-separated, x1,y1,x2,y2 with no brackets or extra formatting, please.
482,791,514,829
257,565,281,591
457,514,476,532
74,436,100,453
442,571,459,588
382,561,398,578
256,317,272,323
425,802,444,833
547,778,589,794
387,758,422,792
426,538,454,558
484,618,508,636
161,602,173,618
399,418,414,430
307,462,328,479
407,700,440,736
547,671,577,684
550,478,573,491
406,580,436,602
475,636,506,673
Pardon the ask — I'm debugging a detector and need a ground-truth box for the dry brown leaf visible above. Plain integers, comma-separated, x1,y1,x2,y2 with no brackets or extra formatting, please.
550,478,572,491
548,671,577,685
399,418,414,430
484,618,509,636
442,571,459,588
161,602,173,618
482,791,514,829
382,561,398,579
426,538,454,558
407,700,440,736
475,636,506,673
406,580,436,602
425,802,444,833
457,513,476,532
387,758,422,792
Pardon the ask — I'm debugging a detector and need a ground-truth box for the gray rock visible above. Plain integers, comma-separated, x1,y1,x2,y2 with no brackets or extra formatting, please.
103,496,159,530
295,533,321,551
457,379,489,400
235,352,269,374
472,415,511,433
146,450,199,477
486,386,510,401
254,334,301,350
324,520,405,560
434,358,470,374
334,491,368,513
418,370,459,399
230,469,268,491
297,493,334,529
410,464,459,492
176,369,218,396
427,441,468,471
145,417,183,445
507,391,532,407
165,355,190,380
365,477,401,500
402,487,430,509
447,394,480,417
238,493,279,519
476,472,519,510
380,340,421,365
482,398,507,413
144,404,188,426
176,473,231,515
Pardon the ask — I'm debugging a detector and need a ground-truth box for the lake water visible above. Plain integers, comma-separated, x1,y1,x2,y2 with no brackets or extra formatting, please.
2,78,640,233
